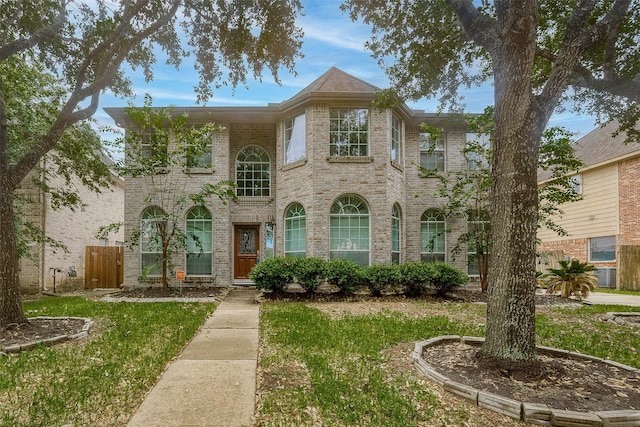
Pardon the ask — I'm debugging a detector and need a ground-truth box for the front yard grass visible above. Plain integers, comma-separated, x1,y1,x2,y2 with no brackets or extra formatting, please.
256,301,640,426
0,297,216,427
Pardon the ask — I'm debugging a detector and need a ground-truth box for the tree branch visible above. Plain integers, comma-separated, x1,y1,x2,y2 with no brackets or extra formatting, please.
0,1,68,62
445,0,498,54
9,0,183,188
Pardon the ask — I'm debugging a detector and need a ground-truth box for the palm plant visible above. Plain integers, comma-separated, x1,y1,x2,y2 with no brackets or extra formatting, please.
543,259,598,301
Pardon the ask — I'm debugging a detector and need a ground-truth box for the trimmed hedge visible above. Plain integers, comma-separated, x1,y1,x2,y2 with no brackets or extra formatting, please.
249,257,467,297
324,259,363,293
429,262,468,297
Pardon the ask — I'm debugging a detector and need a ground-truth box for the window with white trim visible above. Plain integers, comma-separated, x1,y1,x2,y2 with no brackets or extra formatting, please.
391,116,402,163
186,132,212,168
419,132,445,171
140,206,165,276
236,146,270,197
284,203,306,258
329,108,369,157
569,174,582,194
421,209,446,262
186,206,212,276
589,236,615,262
330,195,370,266
391,204,401,264
285,114,306,164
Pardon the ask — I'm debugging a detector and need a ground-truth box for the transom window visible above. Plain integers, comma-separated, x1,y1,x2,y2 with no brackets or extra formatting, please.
284,203,306,258
329,108,369,157
391,204,401,264
285,114,306,164
391,116,402,163
186,206,212,275
421,209,446,263
330,195,370,266
419,132,445,171
140,206,165,276
236,146,270,197
589,236,615,262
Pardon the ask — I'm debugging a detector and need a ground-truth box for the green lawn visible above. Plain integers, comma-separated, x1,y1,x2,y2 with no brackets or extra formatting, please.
593,288,640,296
255,301,640,426
0,297,216,427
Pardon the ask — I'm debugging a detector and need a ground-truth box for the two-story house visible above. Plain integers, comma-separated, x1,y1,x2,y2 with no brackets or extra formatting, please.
106,67,476,288
537,122,640,289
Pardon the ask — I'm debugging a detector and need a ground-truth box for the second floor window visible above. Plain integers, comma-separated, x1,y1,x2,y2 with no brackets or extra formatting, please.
419,132,445,171
185,134,212,169
330,108,369,157
285,114,306,164
236,146,270,197
391,116,402,163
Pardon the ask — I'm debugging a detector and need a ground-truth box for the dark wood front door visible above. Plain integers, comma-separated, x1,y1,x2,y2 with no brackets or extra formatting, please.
234,225,260,279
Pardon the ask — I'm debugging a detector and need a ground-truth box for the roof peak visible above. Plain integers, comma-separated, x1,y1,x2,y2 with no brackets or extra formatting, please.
286,67,380,103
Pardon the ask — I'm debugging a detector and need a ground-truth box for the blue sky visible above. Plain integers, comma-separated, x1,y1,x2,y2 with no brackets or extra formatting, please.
96,0,598,139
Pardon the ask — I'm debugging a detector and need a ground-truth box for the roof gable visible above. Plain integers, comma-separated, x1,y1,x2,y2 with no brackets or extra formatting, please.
281,67,380,109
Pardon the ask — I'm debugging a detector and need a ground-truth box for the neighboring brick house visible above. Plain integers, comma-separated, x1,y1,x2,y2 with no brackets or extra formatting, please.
17,154,125,293
106,67,480,288
537,122,640,289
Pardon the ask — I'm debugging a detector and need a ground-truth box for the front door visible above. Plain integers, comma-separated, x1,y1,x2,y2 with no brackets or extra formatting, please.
234,225,260,279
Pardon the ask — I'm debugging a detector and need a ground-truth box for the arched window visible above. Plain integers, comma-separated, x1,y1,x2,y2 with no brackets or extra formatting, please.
391,204,401,264
236,146,270,197
141,206,165,276
186,206,213,275
330,195,370,266
421,209,446,263
284,203,306,257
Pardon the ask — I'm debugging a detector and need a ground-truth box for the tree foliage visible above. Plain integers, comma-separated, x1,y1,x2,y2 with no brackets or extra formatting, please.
102,96,236,289
420,108,583,292
1,0,303,326
343,0,639,368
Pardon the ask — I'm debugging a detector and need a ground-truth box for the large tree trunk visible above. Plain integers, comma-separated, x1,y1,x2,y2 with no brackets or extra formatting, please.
0,188,28,326
479,6,545,369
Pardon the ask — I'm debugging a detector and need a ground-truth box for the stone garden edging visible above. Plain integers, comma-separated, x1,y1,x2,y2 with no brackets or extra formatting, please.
2,316,94,354
412,336,640,426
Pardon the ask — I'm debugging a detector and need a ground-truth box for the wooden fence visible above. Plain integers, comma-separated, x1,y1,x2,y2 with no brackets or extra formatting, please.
619,246,640,291
84,246,124,289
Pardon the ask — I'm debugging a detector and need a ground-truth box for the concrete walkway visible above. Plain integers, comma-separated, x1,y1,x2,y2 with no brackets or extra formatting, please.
127,289,259,427
583,292,640,306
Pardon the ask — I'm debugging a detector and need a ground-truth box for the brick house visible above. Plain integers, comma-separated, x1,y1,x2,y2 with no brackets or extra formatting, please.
17,154,125,293
106,67,479,288
537,122,640,289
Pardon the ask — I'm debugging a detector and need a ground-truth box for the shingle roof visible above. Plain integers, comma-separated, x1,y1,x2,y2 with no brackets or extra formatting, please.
538,121,640,181
281,67,380,108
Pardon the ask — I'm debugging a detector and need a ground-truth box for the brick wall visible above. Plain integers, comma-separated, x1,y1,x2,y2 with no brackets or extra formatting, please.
16,165,124,293
122,104,475,287
619,156,640,246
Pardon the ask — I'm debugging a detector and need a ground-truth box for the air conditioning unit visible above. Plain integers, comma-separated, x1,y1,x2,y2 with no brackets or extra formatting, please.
594,267,616,289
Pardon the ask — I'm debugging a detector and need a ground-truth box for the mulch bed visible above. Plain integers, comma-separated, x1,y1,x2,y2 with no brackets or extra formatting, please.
422,340,640,412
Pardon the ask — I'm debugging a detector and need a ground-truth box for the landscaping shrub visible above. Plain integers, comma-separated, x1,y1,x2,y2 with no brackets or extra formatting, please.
325,259,363,293
429,262,468,297
290,257,328,292
363,263,402,296
249,257,296,291
542,259,598,301
399,262,434,296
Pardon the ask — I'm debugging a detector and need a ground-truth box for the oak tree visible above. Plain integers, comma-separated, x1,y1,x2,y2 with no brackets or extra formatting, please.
0,0,302,326
344,0,640,369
